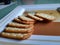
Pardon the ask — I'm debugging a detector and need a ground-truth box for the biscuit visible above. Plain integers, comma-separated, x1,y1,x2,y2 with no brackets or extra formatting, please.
27,12,43,21
14,18,35,24
18,16,35,22
1,32,32,40
35,13,55,21
5,26,34,33
8,22,32,28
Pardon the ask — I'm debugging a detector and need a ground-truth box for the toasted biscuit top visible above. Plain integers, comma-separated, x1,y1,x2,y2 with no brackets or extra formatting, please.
8,22,30,26
5,27,33,31
27,13,43,21
35,13,55,20
18,16,35,22
14,18,35,24
2,32,28,36
1,32,30,38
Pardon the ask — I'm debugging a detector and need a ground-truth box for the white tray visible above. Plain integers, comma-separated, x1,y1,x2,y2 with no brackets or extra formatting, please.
0,6,25,32
0,4,60,45
21,4,60,11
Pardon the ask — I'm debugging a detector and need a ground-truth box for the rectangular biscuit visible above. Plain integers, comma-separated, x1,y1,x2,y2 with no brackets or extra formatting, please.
14,18,35,24
1,32,32,40
5,26,34,33
35,13,56,21
27,12,43,21
8,22,32,28
18,16,35,22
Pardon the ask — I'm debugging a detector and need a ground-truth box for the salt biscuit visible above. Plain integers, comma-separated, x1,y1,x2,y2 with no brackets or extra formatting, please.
1,32,32,40
18,16,35,22
14,18,34,24
27,12,43,21
5,27,33,33
8,22,32,28
35,13,55,21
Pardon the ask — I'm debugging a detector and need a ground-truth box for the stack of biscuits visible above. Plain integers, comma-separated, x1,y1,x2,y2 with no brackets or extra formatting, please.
1,12,55,40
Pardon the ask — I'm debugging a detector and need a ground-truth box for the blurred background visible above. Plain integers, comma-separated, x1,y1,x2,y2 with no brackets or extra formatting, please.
0,0,60,19
17,0,60,5
0,0,60,5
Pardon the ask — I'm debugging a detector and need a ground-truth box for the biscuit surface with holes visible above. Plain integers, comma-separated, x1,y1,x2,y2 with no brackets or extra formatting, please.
8,22,32,28
27,12,43,21
35,13,55,21
5,26,34,33
1,32,32,40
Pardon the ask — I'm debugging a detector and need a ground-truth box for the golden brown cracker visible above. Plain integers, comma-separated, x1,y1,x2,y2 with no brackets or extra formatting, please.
35,13,55,21
8,22,32,28
1,32,32,40
5,26,34,33
14,18,35,24
27,12,43,21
